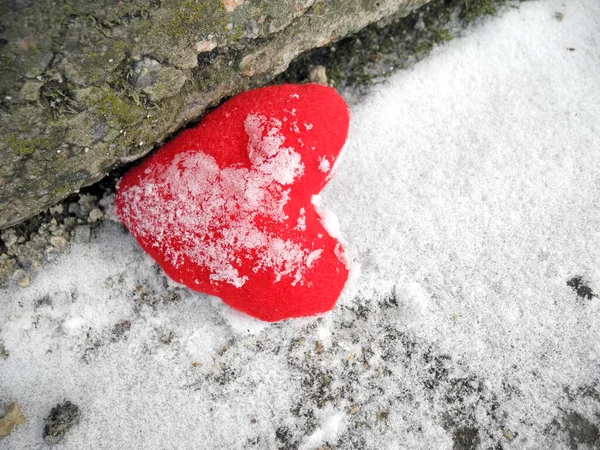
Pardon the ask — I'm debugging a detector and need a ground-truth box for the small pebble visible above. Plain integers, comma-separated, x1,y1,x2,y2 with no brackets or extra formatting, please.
78,194,96,215
63,217,77,228
88,208,103,222
13,268,25,279
18,275,30,288
68,202,80,215
50,236,67,248
78,194,95,205
49,204,64,215
309,65,328,85
1,230,18,248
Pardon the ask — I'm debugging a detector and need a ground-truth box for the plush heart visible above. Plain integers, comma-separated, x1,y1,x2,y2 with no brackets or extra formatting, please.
115,84,350,321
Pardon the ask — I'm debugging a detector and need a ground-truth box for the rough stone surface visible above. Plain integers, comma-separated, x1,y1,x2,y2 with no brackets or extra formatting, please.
0,0,429,230
0,0,516,289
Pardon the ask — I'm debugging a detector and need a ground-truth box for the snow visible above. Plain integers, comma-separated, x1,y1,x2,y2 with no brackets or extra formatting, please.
300,408,345,450
2,0,600,448
118,113,312,288
318,157,331,173
245,114,305,185
296,207,307,231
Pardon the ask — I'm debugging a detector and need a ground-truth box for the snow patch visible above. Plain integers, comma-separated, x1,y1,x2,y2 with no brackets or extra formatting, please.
119,114,311,287
300,409,345,450
318,157,331,173
296,207,306,231
305,249,323,268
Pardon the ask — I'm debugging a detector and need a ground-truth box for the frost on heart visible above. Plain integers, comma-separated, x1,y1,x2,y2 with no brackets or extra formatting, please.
118,113,318,288
116,83,350,321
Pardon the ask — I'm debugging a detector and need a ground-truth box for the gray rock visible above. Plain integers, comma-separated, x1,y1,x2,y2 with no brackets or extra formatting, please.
1,229,18,248
87,208,103,223
0,0,429,230
132,57,162,91
3,0,34,12
309,65,328,85
49,235,67,248
67,202,80,216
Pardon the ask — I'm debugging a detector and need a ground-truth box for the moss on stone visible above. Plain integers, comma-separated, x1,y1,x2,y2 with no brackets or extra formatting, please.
434,28,453,41
6,134,50,157
276,0,524,93
161,0,228,39
96,93,144,130
461,0,510,23
2,0,527,230
19,80,44,102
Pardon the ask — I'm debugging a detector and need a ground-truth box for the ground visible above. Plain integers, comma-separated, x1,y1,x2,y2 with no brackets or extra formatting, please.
1,0,599,449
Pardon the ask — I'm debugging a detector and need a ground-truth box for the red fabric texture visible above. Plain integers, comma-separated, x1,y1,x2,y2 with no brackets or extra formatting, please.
115,84,350,321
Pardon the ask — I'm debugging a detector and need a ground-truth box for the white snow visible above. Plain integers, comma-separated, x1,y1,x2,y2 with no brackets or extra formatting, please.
118,113,313,288
305,249,323,269
300,408,345,450
296,207,307,231
316,207,341,240
2,0,600,448
318,157,331,173
245,114,304,185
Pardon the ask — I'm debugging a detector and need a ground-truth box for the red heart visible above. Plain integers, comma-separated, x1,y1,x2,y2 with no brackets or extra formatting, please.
115,84,350,321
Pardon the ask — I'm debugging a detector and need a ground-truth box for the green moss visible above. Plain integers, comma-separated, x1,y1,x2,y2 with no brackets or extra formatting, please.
41,81,78,119
416,40,434,56
433,28,453,41
276,0,518,92
193,68,226,93
96,1,159,27
7,134,50,157
51,182,78,198
153,97,183,126
462,0,506,22
161,0,227,39
96,93,143,129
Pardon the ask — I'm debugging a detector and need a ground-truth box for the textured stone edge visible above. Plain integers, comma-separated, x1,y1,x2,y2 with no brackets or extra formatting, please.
0,0,427,230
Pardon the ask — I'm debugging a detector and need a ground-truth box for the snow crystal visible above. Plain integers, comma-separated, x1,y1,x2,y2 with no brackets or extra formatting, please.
295,207,306,231
305,249,323,269
318,156,331,173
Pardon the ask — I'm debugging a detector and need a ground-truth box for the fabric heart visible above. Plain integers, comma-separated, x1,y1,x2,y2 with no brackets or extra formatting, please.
115,84,350,321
